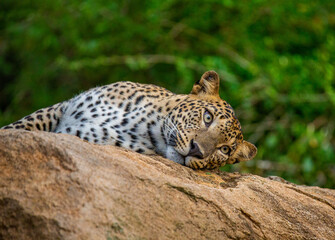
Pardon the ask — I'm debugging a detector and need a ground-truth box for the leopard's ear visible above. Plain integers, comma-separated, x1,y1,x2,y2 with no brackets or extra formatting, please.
229,140,257,164
190,70,220,97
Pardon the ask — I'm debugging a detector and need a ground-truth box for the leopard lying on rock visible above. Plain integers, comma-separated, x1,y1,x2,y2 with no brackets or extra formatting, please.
1,71,257,169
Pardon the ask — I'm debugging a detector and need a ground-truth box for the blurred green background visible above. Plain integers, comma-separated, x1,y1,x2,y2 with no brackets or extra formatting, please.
1,0,334,188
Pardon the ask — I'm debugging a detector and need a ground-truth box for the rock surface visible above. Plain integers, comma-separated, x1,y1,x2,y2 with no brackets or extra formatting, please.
0,130,335,240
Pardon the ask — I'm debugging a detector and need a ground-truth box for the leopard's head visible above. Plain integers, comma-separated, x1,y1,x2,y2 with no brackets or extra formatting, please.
163,70,257,169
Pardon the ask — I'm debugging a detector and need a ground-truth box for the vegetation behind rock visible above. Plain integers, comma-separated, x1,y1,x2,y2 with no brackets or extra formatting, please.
0,0,334,187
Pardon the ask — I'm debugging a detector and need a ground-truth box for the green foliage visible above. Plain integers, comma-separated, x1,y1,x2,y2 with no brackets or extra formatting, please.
1,0,334,187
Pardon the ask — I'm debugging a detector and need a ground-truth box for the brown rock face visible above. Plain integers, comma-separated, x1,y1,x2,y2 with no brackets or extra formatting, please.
0,130,335,240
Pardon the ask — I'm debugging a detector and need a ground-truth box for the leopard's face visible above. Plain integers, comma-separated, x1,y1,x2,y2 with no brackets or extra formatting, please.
163,71,257,169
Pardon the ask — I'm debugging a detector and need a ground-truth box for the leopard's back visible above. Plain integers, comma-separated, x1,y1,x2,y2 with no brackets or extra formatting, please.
55,81,176,154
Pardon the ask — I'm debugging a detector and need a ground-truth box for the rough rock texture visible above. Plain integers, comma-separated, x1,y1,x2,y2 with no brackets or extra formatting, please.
0,130,335,240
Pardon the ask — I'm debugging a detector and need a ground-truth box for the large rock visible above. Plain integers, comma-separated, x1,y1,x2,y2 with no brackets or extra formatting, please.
0,130,334,240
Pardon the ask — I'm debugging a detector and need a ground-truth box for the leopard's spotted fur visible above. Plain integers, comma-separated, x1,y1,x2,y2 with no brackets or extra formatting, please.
1,71,257,169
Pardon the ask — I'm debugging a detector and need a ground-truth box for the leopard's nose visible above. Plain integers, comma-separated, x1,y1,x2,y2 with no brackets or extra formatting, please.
187,140,204,159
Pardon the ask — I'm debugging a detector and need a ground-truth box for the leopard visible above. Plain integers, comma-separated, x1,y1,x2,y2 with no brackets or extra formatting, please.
1,70,257,169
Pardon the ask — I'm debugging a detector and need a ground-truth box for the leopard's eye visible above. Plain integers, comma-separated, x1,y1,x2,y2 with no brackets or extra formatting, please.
203,110,213,126
221,145,231,155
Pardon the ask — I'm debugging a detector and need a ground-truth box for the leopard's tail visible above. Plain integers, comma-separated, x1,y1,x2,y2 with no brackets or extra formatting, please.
1,102,67,132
